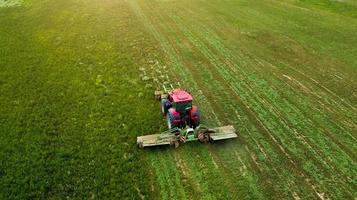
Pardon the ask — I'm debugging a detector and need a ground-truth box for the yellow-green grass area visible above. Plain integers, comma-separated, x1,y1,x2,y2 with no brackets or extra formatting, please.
0,0,162,199
1,0,356,199
0,0,27,7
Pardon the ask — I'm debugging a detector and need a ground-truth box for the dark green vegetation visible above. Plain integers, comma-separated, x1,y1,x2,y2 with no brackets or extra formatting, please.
1,0,356,199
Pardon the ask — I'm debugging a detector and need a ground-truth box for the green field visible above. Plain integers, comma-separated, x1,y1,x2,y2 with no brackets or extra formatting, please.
0,0,356,199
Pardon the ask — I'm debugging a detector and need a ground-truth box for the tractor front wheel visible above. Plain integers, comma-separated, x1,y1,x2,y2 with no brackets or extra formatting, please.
161,99,171,114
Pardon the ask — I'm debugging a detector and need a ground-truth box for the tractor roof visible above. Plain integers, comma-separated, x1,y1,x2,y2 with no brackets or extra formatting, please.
169,89,193,102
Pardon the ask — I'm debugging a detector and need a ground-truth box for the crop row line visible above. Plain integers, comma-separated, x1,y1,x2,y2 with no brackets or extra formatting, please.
167,11,350,198
170,8,354,181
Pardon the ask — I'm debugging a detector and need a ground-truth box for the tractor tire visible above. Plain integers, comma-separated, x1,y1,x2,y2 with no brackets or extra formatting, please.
167,111,179,129
192,118,200,128
190,107,200,128
161,98,171,114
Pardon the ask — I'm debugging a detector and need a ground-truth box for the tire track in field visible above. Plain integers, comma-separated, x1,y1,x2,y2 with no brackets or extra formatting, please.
184,0,354,197
129,1,274,198
165,50,267,199
172,13,354,197
128,1,209,198
139,1,326,198
144,3,259,199
201,30,357,178
164,41,302,198
182,55,314,199
247,54,357,142
148,3,308,198
128,1,245,199
145,2,292,198
191,21,354,187
168,4,354,195
128,0,354,199
165,16,326,198
148,150,187,200
128,0,221,125
163,7,354,198
244,75,356,191
201,0,357,113
253,59,357,160
190,0,357,126
230,53,356,170
173,151,205,200
179,0,357,143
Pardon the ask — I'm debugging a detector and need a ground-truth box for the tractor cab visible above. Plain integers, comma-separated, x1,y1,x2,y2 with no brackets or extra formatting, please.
168,89,193,113
136,88,238,149
161,89,200,129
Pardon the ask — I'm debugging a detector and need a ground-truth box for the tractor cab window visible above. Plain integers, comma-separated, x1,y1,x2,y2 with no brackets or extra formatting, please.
175,101,193,112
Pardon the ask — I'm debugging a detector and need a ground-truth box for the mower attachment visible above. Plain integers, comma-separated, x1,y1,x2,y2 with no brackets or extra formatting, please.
137,125,237,148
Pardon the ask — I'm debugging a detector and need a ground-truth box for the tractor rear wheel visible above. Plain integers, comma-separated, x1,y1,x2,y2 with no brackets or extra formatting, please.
192,119,200,128
189,106,200,128
167,111,179,129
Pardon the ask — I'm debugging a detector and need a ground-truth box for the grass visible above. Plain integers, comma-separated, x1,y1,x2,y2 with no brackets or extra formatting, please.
1,0,356,199
0,0,161,199
298,0,357,18
0,0,22,7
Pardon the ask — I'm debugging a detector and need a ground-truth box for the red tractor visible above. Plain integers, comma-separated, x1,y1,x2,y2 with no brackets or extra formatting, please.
160,89,200,129
137,88,237,148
